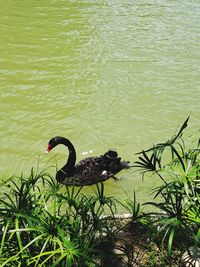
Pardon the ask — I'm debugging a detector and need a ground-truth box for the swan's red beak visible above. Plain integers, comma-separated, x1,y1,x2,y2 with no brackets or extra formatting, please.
46,144,52,153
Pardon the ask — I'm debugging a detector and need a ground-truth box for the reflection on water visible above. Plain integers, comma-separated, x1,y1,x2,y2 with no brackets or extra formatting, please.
0,0,200,203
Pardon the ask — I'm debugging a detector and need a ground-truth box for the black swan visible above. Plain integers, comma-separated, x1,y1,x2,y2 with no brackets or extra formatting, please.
46,136,130,186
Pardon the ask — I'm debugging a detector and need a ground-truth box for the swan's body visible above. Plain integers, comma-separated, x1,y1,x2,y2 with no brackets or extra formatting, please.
46,136,130,186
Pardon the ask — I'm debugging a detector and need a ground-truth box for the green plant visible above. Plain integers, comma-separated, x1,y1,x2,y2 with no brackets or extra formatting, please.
0,168,126,266
119,190,145,224
134,117,200,256
145,242,184,267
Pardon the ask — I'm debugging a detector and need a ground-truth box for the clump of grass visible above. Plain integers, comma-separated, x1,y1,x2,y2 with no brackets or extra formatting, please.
0,168,122,266
134,116,200,259
0,168,151,266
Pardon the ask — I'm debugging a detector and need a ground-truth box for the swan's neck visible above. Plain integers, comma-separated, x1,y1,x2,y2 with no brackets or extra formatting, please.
60,138,76,175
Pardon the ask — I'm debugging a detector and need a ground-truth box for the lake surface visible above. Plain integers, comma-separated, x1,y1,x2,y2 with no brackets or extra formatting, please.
0,0,199,203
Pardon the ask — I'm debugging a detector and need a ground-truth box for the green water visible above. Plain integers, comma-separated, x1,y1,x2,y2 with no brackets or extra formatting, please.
0,0,200,202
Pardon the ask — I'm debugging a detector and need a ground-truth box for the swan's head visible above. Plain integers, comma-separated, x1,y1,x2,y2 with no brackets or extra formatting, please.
46,136,64,153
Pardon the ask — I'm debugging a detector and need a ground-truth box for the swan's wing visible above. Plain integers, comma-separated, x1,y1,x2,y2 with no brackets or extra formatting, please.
73,153,130,185
75,157,108,180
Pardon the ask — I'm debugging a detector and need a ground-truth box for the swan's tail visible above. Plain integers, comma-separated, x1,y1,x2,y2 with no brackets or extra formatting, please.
102,150,130,170
103,150,118,159
121,160,130,169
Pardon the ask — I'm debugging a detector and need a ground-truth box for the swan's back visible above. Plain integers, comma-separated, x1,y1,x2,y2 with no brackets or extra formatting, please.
73,150,129,185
